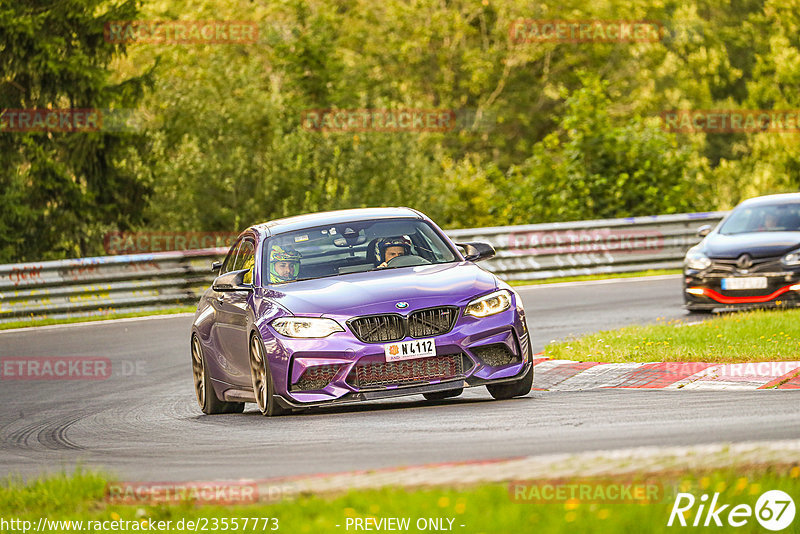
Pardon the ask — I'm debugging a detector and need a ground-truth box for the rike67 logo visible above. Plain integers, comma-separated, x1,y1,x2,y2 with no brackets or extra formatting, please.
668,490,796,531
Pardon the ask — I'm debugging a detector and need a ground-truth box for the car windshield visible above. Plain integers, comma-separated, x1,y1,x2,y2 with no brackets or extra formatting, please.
263,218,458,284
719,203,800,235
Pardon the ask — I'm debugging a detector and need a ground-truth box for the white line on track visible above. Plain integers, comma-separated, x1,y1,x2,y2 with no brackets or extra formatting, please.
513,274,681,290
0,312,195,334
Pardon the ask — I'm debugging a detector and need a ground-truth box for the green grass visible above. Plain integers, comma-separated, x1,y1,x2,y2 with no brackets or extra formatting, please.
2,466,798,533
545,308,800,363
507,269,681,286
0,306,195,331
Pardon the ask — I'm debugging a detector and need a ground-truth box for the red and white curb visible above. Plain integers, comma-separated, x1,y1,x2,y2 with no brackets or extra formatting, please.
531,357,800,390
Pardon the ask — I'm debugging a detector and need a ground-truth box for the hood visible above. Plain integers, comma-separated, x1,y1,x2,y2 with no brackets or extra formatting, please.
262,262,499,317
704,231,800,259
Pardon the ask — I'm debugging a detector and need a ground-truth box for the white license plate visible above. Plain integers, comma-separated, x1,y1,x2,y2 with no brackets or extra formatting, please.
721,277,768,290
384,339,436,362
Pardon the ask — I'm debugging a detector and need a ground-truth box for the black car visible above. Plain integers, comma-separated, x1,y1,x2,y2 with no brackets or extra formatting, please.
684,193,800,312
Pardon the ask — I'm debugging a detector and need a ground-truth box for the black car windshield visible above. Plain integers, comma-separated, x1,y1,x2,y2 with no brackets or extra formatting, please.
719,203,800,235
263,218,458,284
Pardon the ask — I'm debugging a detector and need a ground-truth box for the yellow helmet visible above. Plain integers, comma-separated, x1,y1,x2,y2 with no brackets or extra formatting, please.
269,245,301,282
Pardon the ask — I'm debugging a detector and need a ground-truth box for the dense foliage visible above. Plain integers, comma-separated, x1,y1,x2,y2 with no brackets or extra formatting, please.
2,0,799,261
0,0,153,261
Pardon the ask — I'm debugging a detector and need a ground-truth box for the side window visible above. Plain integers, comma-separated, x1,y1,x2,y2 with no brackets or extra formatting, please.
221,239,243,275
236,240,256,284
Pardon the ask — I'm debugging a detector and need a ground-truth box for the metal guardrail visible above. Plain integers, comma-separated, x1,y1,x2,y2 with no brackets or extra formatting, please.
0,211,727,323
448,211,728,281
0,248,228,324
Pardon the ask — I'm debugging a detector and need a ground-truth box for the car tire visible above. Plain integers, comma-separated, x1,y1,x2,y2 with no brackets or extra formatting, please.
422,388,463,401
486,366,533,400
249,333,291,417
191,335,245,415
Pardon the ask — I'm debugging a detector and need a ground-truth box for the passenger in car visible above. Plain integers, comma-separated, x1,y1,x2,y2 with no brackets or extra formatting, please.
375,237,413,268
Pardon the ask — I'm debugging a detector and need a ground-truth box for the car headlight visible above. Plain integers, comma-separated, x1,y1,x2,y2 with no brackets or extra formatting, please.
781,250,800,267
465,290,512,318
271,317,344,338
684,248,711,271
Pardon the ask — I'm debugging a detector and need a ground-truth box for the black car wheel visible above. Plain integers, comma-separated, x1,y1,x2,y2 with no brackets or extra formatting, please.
249,333,290,417
486,365,533,400
191,335,244,414
423,388,463,401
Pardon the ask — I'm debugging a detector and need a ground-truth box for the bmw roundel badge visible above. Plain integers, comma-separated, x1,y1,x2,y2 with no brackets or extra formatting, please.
395,302,409,309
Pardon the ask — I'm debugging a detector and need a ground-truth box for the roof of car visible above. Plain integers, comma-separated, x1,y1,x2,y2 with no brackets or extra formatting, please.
739,193,800,207
251,207,424,235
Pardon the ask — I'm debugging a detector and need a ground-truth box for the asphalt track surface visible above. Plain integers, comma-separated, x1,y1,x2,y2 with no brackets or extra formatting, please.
1,275,798,482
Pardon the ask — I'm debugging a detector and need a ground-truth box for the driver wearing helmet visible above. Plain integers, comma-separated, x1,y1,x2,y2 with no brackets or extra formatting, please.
376,236,413,269
269,245,302,283
760,211,780,231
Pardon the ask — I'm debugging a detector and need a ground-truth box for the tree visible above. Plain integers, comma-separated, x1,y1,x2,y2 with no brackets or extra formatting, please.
0,0,153,262
499,75,709,223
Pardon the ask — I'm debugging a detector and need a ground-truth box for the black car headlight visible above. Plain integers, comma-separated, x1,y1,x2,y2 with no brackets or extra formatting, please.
685,248,711,271
781,250,800,267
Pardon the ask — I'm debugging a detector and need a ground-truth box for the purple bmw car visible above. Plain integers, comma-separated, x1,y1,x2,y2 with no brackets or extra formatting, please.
190,208,532,416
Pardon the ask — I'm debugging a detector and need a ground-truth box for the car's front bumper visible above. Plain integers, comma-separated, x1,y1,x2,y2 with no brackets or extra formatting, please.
274,362,533,409
263,307,531,406
683,269,800,310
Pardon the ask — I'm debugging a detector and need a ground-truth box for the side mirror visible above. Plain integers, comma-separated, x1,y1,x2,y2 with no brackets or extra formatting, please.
212,268,253,292
211,260,222,272
456,241,496,262
697,224,712,238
